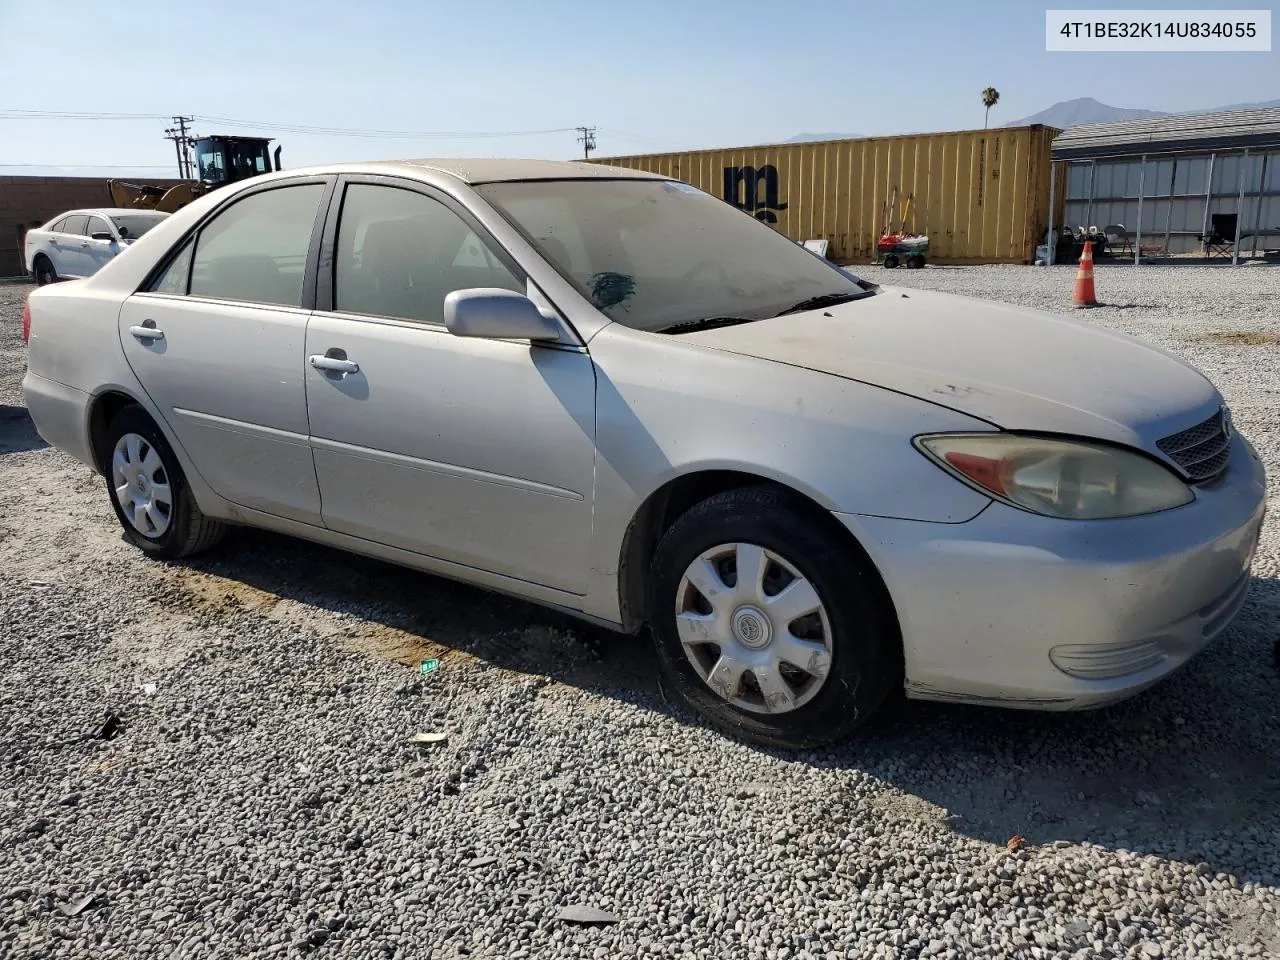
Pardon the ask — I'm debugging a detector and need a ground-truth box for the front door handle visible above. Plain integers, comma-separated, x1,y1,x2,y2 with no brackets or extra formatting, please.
129,323,165,341
309,354,360,375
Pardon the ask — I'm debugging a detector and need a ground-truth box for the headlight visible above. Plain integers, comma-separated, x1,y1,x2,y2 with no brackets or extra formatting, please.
916,433,1194,520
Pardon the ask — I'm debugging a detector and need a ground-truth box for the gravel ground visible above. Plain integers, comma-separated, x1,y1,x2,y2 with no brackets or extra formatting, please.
1,266,1278,960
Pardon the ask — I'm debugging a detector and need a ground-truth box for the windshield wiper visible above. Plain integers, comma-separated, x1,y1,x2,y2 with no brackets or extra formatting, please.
775,291,871,316
657,316,759,335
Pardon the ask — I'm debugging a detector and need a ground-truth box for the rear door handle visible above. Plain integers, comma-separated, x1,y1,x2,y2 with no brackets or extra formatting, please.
129,324,164,341
309,355,360,375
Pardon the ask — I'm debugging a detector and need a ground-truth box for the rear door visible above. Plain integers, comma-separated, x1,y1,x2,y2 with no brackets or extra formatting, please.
117,177,333,524
53,214,89,276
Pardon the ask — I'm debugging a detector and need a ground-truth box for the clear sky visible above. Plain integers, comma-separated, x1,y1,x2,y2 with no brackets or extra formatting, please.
1,0,1277,176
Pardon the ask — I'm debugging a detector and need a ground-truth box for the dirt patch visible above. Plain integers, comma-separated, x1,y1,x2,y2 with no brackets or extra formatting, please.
146,563,463,671
1196,331,1280,347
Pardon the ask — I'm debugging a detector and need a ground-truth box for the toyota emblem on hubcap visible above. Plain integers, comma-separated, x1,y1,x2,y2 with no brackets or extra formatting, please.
731,606,772,649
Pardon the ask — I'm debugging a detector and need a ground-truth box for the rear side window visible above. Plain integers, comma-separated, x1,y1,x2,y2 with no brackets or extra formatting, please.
187,184,324,307
61,215,89,236
48,217,69,233
151,240,194,295
332,183,522,324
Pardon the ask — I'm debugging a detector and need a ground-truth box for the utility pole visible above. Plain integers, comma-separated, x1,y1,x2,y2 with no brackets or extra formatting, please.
575,126,597,160
164,116,195,179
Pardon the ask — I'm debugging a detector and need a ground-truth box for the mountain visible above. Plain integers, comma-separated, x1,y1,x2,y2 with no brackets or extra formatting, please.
1209,98,1280,112
784,132,863,143
1008,96,1280,129
1006,97,1167,128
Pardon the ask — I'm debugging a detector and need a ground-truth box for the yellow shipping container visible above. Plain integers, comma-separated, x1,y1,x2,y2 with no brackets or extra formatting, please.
593,125,1061,264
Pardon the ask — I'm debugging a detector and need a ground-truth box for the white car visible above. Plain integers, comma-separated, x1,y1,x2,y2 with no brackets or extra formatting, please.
21,160,1266,749
24,208,169,285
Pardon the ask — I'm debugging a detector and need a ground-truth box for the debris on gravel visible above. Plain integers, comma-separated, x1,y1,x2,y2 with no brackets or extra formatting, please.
2,270,1278,959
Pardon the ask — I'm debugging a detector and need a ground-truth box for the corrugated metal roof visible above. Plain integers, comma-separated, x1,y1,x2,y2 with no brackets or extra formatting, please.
1052,107,1280,160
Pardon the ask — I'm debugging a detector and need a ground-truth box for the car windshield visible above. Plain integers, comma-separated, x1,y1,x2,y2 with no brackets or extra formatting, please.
475,179,869,333
110,214,166,239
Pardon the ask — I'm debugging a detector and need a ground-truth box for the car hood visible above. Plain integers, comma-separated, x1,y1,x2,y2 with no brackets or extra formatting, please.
684,286,1222,449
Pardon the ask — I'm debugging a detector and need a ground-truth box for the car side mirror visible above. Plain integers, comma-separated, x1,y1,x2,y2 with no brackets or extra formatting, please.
443,288,563,342
91,232,114,242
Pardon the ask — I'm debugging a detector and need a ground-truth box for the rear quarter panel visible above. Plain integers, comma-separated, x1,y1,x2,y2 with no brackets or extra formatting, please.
25,283,135,393
23,230,50,273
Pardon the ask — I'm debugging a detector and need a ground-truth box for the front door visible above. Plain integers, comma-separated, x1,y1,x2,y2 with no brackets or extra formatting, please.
304,180,597,594
117,179,332,524
83,215,118,275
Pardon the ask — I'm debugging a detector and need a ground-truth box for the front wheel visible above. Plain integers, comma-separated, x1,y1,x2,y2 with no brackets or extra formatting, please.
882,254,900,269
646,486,901,749
104,405,226,559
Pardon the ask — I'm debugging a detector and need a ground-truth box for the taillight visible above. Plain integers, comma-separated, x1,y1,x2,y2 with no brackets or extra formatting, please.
22,298,32,344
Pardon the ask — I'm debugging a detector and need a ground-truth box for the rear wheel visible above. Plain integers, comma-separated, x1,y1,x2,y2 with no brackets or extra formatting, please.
882,254,900,269
907,254,925,269
33,255,57,286
104,405,226,559
647,485,901,749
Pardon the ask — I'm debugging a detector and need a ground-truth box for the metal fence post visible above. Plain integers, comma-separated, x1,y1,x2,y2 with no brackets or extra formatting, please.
1135,155,1146,266
1201,152,1216,255
1251,153,1268,259
1047,160,1056,266
1233,148,1248,266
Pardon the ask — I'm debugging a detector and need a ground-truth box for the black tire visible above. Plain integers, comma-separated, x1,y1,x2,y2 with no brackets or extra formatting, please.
646,485,901,749
907,254,925,270
103,405,226,559
882,254,900,269
33,255,57,286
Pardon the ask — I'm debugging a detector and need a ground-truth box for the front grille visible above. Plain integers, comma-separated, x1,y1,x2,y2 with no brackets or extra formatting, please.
1156,409,1231,481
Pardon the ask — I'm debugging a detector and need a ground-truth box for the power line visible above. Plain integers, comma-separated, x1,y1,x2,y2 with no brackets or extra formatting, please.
0,163,175,169
597,127,672,147
0,110,167,121
0,108,581,141
192,115,578,140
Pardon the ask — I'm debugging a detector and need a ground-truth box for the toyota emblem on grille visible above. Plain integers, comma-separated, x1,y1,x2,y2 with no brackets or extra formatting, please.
1221,405,1232,440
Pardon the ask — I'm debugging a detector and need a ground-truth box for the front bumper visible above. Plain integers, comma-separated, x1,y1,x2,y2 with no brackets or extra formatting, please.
838,432,1267,710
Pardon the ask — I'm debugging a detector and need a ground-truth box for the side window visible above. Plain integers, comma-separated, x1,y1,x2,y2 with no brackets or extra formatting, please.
151,240,195,295
334,184,522,324
86,216,112,238
49,217,69,233
61,215,89,236
188,184,324,307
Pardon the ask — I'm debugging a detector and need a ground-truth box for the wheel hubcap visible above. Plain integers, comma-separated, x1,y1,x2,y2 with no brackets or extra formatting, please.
674,542,833,715
111,433,173,538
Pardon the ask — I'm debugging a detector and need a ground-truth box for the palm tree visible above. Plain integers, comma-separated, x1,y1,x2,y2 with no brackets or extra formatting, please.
981,87,1000,128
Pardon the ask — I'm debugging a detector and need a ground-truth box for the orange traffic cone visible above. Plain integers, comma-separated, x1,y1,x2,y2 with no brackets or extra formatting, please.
1073,240,1097,308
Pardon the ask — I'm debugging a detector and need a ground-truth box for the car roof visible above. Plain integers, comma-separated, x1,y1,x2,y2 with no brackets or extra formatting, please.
53,208,171,219
271,158,669,185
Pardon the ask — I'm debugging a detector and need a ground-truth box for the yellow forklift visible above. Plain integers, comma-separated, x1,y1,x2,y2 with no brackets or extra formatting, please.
109,135,283,213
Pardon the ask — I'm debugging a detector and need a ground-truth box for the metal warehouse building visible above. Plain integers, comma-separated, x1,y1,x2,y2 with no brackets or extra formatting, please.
595,126,1059,265
1050,107,1280,264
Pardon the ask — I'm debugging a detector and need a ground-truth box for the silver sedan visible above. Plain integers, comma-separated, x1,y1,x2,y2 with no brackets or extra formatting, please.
21,159,1267,748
